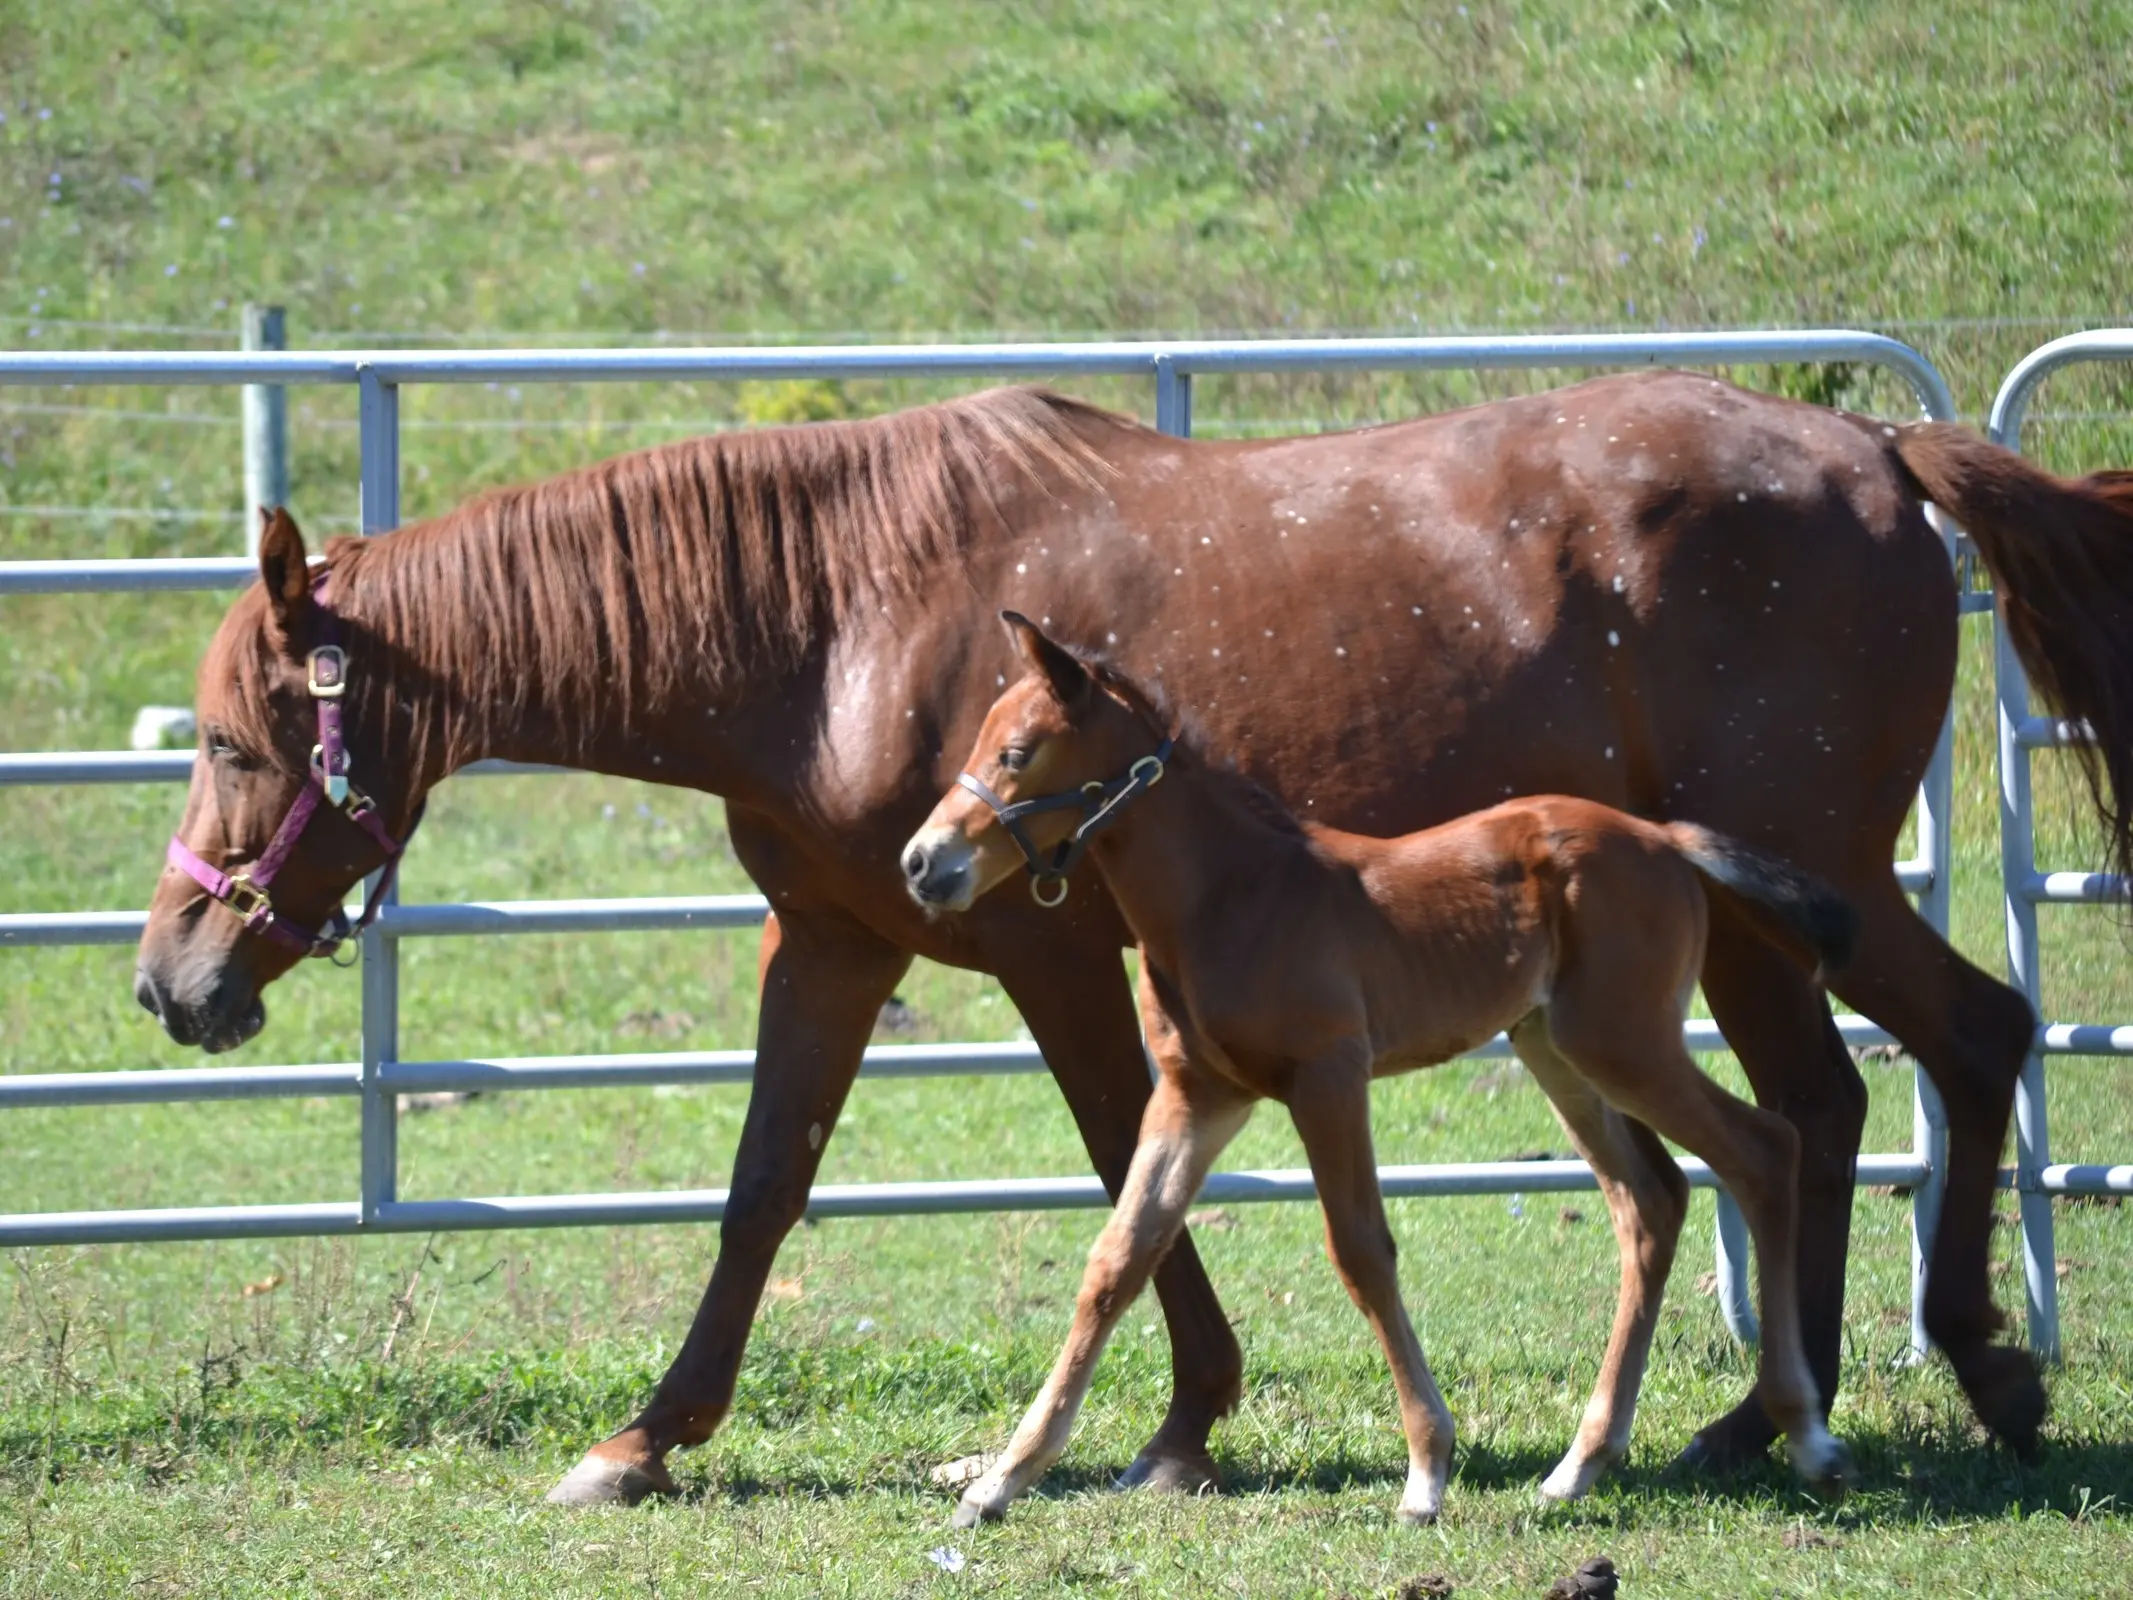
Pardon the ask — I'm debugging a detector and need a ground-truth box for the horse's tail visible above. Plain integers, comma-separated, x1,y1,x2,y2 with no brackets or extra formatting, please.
1896,421,2133,892
1664,824,1859,980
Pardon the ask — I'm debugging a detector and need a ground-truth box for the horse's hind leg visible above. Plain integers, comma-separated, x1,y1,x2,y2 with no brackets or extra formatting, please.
1510,1017,1689,1503
1287,1045,1456,1524
1545,997,1849,1491
1825,879,2043,1455
955,1071,1253,1527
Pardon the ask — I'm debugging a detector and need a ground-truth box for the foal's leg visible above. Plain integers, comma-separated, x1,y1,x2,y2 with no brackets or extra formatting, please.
1510,1018,1690,1503
1547,1001,1848,1489
994,950,1244,1494
1287,1048,1457,1524
1684,912,1869,1470
954,1073,1253,1526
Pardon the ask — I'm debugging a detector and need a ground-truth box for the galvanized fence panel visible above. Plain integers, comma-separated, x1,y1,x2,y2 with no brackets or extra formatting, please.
2,333,1962,1355
1986,330,2133,1363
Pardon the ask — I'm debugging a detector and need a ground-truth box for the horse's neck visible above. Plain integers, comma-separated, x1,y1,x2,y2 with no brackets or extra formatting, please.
351,524,820,799
1089,761,1308,964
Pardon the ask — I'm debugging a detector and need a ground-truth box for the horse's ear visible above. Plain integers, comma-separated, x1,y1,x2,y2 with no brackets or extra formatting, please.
1001,609,1091,708
257,507,312,628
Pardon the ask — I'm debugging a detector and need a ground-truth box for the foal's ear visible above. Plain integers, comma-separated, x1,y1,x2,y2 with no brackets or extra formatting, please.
257,507,313,629
1001,610,1092,708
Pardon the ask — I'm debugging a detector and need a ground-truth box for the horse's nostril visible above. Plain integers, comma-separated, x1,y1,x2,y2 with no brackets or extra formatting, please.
133,969,163,1019
903,846,927,881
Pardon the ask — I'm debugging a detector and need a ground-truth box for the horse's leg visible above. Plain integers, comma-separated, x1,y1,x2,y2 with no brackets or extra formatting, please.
1542,999,1849,1490
1678,911,1870,1469
954,1071,1254,1526
992,950,1246,1494
549,907,910,1506
1824,879,2044,1455
1287,1047,1457,1525
1510,1018,1690,1504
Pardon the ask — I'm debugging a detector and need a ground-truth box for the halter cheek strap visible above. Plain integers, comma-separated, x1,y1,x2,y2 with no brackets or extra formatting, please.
165,574,415,961
957,738,1173,906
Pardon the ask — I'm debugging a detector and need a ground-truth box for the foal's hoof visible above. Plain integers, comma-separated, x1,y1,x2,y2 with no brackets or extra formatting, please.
1115,1445,1222,1495
545,1450,679,1507
930,1453,998,1493
952,1491,1007,1529
1396,1503,1441,1528
1965,1345,2047,1461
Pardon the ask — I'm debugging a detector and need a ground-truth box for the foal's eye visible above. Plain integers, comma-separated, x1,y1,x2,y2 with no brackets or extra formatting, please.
999,747,1031,772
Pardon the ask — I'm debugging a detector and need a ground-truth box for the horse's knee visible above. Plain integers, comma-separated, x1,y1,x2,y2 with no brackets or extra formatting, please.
718,1175,809,1261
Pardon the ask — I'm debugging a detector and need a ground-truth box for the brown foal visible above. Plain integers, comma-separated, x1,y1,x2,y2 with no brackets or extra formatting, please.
904,614,1859,1524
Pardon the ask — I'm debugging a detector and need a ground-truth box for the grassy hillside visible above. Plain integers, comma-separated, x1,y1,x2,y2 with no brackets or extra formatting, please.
3,2,2133,1594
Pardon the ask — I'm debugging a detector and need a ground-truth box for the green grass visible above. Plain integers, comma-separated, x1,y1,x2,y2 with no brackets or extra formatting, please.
5,0,2133,1592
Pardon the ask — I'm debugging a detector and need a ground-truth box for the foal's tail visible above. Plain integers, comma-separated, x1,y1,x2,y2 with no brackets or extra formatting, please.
1895,422,2133,896
1664,824,1860,980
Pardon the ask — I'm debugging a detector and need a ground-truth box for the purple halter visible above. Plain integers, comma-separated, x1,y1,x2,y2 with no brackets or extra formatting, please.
165,573,410,960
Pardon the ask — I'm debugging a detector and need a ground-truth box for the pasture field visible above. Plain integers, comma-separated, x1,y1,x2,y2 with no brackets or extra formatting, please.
5,0,2133,1592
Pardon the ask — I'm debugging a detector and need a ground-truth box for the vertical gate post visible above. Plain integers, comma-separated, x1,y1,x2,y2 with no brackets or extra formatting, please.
1994,615,2061,1361
1154,355,1193,438
1907,504,1961,1359
242,305,289,555
357,367,402,1225
1712,1188,1759,1345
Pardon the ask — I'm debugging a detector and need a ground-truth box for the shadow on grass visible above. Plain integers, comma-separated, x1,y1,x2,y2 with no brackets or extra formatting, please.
669,1429,2133,1527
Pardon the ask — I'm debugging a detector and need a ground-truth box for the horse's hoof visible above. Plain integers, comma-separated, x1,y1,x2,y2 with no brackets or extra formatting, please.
952,1493,1006,1529
1115,1446,1221,1495
930,1453,997,1493
1790,1434,1853,1500
1671,1406,1777,1475
545,1451,678,1507
1965,1345,2047,1460
1396,1502,1441,1527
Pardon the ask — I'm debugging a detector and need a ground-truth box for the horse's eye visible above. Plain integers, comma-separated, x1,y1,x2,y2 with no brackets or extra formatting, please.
999,747,1031,772
205,732,253,767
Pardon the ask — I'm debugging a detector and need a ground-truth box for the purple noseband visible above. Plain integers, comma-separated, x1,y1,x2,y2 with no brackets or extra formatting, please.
165,573,411,960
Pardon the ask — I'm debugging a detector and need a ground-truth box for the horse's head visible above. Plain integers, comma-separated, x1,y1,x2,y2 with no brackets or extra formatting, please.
135,510,418,1052
903,611,1169,913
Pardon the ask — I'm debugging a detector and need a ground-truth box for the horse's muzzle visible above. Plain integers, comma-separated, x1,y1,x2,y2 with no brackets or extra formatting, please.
135,963,268,1054
902,830,975,912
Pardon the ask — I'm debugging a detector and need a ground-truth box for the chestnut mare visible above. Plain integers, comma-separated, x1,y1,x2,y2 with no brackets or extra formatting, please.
904,613,1862,1522
132,376,2133,1505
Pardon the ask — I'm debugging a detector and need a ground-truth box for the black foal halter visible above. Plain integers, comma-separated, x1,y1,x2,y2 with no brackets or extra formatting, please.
956,737,1174,906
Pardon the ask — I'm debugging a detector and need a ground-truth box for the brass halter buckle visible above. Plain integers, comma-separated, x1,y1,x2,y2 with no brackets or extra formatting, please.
223,872,271,922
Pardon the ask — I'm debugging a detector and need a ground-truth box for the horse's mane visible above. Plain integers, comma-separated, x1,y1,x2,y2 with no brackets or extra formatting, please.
222,387,1128,774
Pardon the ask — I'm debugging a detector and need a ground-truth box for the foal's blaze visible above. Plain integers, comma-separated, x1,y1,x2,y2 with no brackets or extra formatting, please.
908,615,1862,1523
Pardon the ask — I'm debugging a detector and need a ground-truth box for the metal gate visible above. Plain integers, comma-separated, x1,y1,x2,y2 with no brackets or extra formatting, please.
1,332,1962,1356
1985,330,2133,1363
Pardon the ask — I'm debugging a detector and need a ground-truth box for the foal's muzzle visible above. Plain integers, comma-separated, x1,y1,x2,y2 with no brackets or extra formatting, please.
902,830,976,911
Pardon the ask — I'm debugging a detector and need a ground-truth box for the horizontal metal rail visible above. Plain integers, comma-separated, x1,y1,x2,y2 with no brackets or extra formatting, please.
2025,872,2131,905
0,1016,1911,1111
0,752,561,786
0,557,258,594
0,331,1959,419
0,1152,1935,1248
0,866,1937,947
